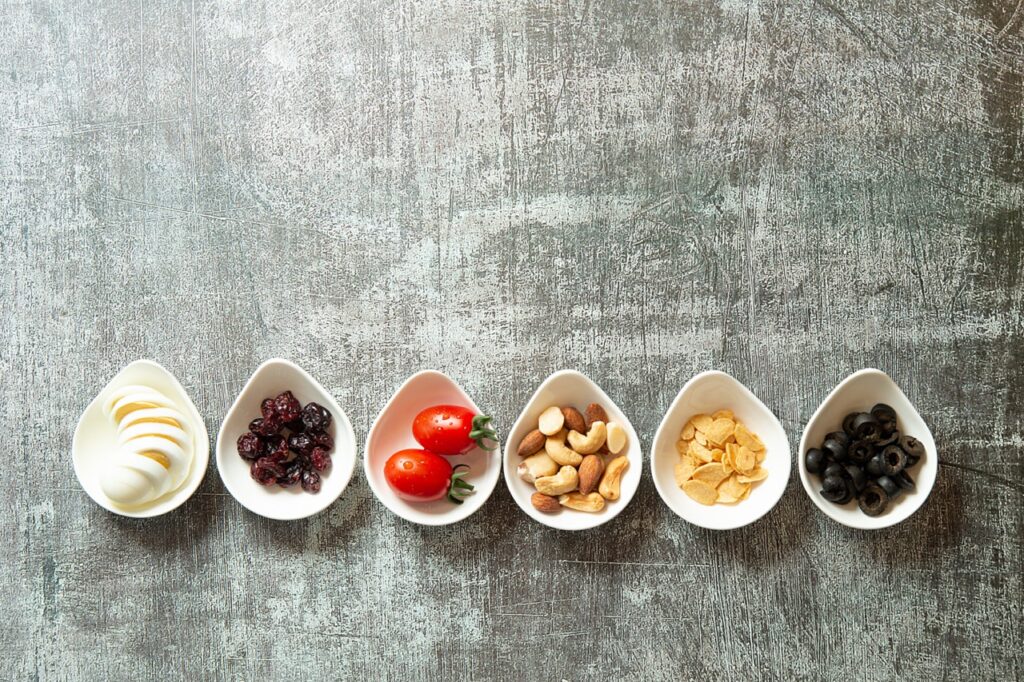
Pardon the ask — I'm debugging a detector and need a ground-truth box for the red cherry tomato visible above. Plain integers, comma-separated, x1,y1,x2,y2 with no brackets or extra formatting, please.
383,449,453,502
412,404,498,455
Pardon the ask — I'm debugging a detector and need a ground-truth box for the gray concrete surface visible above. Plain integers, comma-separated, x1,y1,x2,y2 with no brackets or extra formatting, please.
2,0,1023,679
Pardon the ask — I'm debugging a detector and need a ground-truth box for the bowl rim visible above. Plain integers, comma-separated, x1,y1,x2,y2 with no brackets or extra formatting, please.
71,358,210,518
214,357,356,520
796,367,938,529
362,368,503,526
502,368,642,531
649,369,791,530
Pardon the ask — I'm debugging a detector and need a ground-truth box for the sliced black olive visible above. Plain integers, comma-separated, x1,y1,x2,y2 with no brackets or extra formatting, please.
826,431,850,447
805,448,826,475
876,475,902,499
866,452,885,477
851,413,882,442
844,463,868,492
842,412,860,436
848,439,875,465
858,483,889,516
838,479,856,504
820,475,848,503
894,470,915,490
822,438,848,463
823,463,846,481
880,444,908,475
875,429,900,447
898,434,926,464
871,403,897,424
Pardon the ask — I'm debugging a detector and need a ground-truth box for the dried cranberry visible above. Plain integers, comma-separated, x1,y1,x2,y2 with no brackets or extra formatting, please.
301,402,332,433
254,456,285,479
237,432,263,461
278,462,303,487
288,432,314,456
249,417,263,433
310,447,332,472
300,470,321,493
274,391,302,422
254,414,282,436
261,398,276,419
264,444,288,464
262,434,286,454
311,430,333,451
250,460,278,486
284,419,305,433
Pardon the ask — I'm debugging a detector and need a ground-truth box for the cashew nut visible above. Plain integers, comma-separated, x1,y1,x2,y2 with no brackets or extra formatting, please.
558,492,606,512
534,465,579,496
538,406,565,436
517,452,558,484
598,455,629,501
545,430,583,467
567,421,606,455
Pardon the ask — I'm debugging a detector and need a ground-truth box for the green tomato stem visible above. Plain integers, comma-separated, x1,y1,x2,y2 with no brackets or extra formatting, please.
469,414,499,451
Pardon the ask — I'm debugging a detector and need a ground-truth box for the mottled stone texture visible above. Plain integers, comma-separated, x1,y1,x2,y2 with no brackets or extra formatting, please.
1,0,1022,679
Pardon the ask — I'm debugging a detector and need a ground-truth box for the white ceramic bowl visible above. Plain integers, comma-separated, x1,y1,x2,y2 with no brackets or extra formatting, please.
364,370,502,526
504,370,641,531
650,371,790,530
798,368,937,529
72,359,210,518
215,359,356,520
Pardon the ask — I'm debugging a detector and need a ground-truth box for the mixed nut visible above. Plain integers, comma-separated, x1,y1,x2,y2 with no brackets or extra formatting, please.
517,402,629,513
805,403,924,516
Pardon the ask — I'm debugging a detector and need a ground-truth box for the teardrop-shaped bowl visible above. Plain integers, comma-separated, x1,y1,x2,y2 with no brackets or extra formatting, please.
364,370,502,526
798,368,937,529
72,359,210,517
651,371,790,530
215,359,356,520
504,370,641,531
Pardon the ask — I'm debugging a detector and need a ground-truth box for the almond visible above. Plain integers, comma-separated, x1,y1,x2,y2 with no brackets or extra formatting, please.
585,402,609,426
531,492,561,513
517,429,545,457
561,406,586,434
577,454,605,495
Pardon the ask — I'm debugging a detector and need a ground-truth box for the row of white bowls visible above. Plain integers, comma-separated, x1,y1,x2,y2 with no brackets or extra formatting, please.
73,360,937,530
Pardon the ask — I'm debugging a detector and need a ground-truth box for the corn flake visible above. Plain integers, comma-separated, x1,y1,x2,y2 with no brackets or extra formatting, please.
688,439,714,463
707,418,736,446
683,480,718,505
693,462,730,487
691,414,714,433
675,410,768,506
675,460,696,486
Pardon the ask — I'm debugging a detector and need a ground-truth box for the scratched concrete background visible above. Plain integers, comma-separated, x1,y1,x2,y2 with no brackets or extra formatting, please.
2,0,1023,679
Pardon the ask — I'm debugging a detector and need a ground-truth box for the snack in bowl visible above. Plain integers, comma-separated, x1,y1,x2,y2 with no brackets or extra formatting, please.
383,403,496,505
236,390,335,493
516,402,630,513
804,403,924,516
99,384,196,507
674,410,768,505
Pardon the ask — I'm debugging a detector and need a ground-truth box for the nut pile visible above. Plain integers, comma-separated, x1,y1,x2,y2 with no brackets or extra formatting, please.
674,410,768,505
805,403,924,516
236,390,334,494
516,403,630,513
